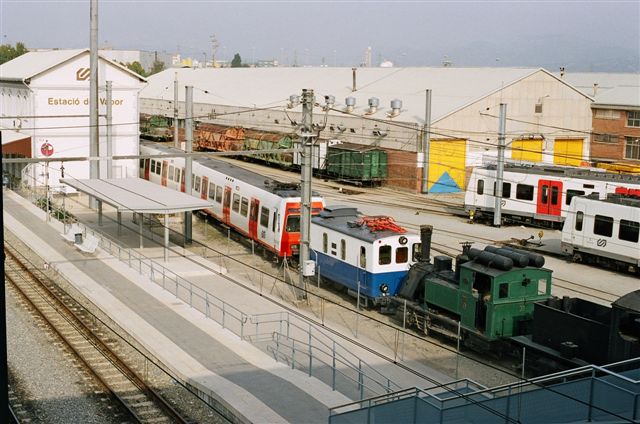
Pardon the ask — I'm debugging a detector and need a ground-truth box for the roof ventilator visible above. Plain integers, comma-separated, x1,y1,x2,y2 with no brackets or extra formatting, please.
365,97,379,115
388,99,402,118
344,96,356,113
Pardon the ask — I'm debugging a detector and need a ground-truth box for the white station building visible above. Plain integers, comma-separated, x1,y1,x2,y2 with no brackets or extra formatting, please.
0,49,146,190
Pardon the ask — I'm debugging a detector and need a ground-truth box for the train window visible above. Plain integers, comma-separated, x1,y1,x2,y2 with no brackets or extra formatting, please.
285,215,300,232
341,239,346,260
566,189,585,205
575,211,584,231
396,247,408,264
260,207,270,228
360,247,366,268
150,160,156,174
593,214,614,237
619,219,640,243
232,194,240,212
191,175,195,189
273,211,277,232
583,184,595,189
502,183,511,198
155,161,161,175
540,185,548,204
412,243,421,262
323,233,328,253
516,184,534,201
241,197,249,217
194,176,201,192
169,165,175,181
619,313,640,342
208,183,215,200
499,282,509,299
215,186,222,203
379,245,392,265
139,158,144,169
175,168,181,183
477,180,484,195
551,186,559,205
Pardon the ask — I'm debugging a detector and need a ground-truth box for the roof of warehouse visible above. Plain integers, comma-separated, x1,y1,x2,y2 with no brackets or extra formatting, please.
60,177,213,214
555,72,640,106
0,49,146,82
141,67,587,124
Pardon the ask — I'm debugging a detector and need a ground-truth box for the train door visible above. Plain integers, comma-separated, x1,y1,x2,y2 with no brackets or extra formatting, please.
249,198,259,239
201,176,208,200
537,179,563,216
223,186,232,223
143,159,150,180
180,168,185,192
161,161,168,186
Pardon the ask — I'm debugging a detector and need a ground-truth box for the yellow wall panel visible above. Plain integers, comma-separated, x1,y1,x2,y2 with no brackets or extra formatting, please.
428,139,466,192
554,138,583,166
511,139,543,163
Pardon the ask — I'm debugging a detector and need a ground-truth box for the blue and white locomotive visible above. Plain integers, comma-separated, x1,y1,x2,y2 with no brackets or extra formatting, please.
310,206,422,306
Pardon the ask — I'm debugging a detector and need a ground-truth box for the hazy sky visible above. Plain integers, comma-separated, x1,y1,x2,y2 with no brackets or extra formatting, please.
2,0,639,71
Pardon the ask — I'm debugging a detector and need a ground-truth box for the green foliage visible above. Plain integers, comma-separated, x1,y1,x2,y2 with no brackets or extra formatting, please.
124,61,147,77
149,60,165,75
231,53,242,68
0,42,28,65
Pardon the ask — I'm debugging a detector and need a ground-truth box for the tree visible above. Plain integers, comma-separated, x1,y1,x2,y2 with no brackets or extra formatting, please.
124,61,147,77
149,60,165,75
231,53,242,68
0,42,28,65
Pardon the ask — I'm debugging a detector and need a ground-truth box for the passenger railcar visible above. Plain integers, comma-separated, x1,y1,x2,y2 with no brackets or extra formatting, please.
310,206,421,306
140,141,325,257
465,164,640,227
561,193,640,274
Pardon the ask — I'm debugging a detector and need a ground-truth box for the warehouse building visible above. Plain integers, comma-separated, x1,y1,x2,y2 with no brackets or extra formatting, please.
140,67,593,193
0,49,146,190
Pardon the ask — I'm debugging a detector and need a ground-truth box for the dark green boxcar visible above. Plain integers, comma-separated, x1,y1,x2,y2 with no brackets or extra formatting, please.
326,142,387,185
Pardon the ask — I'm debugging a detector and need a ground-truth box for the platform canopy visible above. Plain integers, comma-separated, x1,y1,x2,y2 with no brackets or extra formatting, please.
60,177,214,214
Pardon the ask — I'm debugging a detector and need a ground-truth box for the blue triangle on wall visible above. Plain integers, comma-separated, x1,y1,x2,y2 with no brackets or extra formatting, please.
430,172,461,193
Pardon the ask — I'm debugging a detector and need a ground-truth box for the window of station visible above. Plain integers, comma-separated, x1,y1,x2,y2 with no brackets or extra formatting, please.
169,165,175,181
396,246,408,263
194,176,201,192
208,183,216,200
625,136,640,160
412,243,421,261
477,180,484,195
232,194,240,213
359,246,366,268
575,211,584,231
379,245,392,265
593,214,614,237
516,184,534,201
215,186,223,203
285,214,300,232
322,233,328,253
240,197,249,217
619,219,640,243
260,207,270,228
566,189,585,205
628,110,640,127
340,239,346,260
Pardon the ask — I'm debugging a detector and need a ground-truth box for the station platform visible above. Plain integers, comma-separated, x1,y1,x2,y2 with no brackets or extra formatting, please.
3,189,449,423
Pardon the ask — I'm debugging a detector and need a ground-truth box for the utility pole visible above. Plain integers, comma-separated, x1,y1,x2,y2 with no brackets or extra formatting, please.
421,89,432,194
89,0,99,207
299,89,315,292
493,103,507,227
210,34,219,67
173,72,179,148
106,80,113,178
184,85,193,244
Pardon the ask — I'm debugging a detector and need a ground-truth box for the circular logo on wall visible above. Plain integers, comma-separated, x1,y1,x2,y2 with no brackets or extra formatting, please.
40,142,54,157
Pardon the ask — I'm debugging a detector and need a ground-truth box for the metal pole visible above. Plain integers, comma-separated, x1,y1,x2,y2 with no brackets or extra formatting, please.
298,89,314,291
184,85,193,244
493,103,507,227
421,89,432,193
164,214,169,262
139,213,144,248
521,346,526,379
174,72,180,148
89,0,99,208
45,162,50,222
456,320,461,379
356,279,361,337
106,80,113,178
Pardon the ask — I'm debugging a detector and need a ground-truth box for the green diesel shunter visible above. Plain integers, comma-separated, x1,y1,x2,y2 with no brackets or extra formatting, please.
394,231,552,345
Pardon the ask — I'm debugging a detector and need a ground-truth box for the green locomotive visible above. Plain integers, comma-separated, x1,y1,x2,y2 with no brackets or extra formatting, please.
392,226,552,346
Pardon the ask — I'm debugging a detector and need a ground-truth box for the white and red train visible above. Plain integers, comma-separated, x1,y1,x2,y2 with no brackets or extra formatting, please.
140,141,325,257
464,164,640,227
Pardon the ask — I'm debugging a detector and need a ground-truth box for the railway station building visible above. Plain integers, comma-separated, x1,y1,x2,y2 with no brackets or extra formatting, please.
139,67,594,193
0,49,146,191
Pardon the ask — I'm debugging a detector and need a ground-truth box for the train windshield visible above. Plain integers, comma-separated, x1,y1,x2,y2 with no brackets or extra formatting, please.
285,214,300,233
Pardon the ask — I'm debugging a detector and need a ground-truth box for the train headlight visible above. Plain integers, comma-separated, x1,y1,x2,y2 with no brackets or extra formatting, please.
380,283,389,295
399,236,407,245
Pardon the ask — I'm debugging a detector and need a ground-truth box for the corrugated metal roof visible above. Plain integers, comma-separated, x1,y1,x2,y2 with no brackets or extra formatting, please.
0,48,147,83
60,177,214,214
141,67,555,124
556,72,640,106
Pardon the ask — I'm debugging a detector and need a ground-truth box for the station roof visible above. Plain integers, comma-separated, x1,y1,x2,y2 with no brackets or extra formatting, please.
555,72,640,107
60,177,214,214
141,66,582,124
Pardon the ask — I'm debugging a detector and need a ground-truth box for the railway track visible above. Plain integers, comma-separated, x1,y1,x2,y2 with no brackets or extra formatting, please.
4,245,192,424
